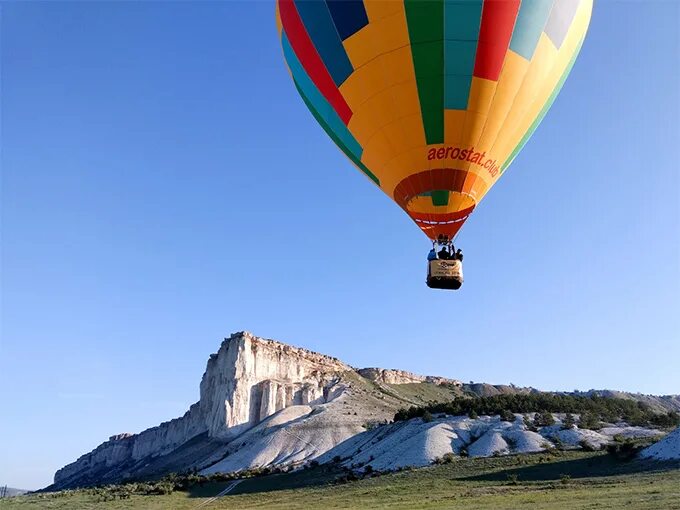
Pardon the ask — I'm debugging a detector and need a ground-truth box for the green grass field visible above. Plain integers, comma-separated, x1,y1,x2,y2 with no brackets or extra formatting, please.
3,452,679,509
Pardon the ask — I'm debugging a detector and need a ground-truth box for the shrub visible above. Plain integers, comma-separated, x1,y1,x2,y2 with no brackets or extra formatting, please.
524,415,538,432
506,473,519,485
606,440,639,461
468,410,479,419
534,411,555,427
434,452,456,464
422,411,434,423
562,413,576,429
500,409,515,422
579,412,601,430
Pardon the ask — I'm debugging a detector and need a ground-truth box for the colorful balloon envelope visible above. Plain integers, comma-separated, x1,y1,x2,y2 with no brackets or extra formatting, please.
276,0,592,241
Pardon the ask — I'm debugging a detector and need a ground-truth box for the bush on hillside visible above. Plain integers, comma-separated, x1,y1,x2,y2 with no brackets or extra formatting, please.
500,409,515,422
534,411,555,427
562,413,576,430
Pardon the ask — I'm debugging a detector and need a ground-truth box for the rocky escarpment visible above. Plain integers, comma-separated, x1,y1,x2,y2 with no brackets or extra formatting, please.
53,332,353,488
358,368,462,386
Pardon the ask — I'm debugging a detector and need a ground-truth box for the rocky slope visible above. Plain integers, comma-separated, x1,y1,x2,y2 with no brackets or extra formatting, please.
50,332,679,489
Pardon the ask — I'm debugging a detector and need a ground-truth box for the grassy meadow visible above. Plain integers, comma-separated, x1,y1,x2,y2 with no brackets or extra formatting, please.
2,451,679,509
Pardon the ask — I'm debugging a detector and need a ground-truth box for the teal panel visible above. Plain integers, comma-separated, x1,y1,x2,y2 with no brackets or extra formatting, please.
444,75,473,110
444,40,477,75
444,0,483,41
510,0,555,59
444,1,482,110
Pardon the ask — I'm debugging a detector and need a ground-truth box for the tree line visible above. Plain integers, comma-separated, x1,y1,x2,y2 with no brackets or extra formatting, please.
393,393,680,429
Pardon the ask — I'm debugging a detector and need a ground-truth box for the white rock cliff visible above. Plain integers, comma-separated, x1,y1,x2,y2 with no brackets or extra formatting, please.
54,332,352,487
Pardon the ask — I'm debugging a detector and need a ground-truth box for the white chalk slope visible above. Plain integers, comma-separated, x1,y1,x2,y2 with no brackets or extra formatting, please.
640,427,680,461
318,414,660,471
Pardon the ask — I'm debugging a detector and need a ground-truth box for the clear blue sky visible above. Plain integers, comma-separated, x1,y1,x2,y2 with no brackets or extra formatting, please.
1,1,678,490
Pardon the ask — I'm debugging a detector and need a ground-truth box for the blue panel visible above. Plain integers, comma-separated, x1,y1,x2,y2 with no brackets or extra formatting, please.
510,0,555,59
294,0,354,86
325,0,369,41
282,34,363,160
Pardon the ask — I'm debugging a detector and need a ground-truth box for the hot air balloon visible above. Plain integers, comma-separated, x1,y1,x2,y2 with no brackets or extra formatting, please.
276,0,592,289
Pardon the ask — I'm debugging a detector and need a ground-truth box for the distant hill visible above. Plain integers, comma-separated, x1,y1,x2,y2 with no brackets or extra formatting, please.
1,486,29,497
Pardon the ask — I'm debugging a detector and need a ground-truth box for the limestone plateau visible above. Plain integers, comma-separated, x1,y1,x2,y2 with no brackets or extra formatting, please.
51,332,680,490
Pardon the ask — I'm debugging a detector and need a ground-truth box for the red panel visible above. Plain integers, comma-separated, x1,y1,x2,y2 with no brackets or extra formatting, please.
473,0,521,81
279,0,353,124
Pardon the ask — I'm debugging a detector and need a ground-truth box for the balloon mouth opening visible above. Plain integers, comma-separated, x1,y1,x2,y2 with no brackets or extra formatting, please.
394,168,480,240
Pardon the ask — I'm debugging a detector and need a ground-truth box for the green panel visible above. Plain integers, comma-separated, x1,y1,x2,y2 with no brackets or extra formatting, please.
295,81,380,186
431,190,450,206
405,0,444,42
405,0,444,144
501,36,585,174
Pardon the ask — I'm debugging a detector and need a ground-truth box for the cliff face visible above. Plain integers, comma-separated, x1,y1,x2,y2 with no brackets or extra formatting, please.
53,332,352,487
198,332,350,440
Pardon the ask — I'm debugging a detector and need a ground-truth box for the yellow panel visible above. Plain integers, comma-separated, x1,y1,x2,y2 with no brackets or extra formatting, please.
444,110,466,144
397,113,427,148
370,10,411,56
380,147,428,197
460,112,487,148
491,34,558,159
339,58,389,111
379,114,426,153
379,46,417,86
363,0,403,22
388,80,422,118
347,90,399,144
476,51,531,152
407,193,476,215
449,192,476,213
360,129,398,172
342,6,409,69
343,24,378,69
492,0,593,171
467,77,497,114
